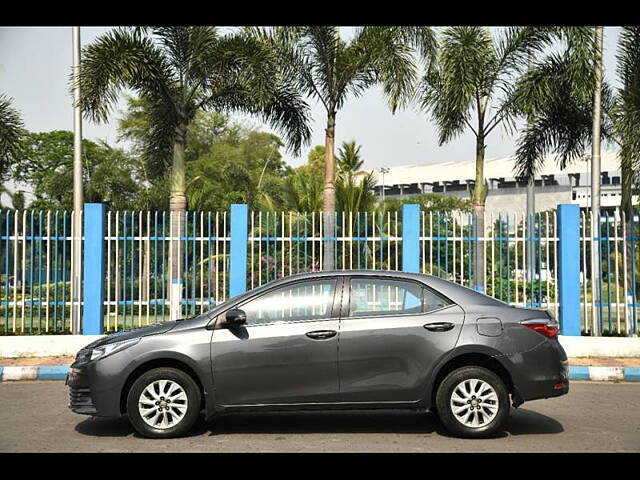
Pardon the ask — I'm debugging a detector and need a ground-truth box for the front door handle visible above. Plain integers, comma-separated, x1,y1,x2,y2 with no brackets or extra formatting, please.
305,330,337,340
423,322,455,332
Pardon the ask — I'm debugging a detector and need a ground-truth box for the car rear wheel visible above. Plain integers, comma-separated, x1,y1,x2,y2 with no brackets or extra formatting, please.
126,367,201,439
435,366,509,438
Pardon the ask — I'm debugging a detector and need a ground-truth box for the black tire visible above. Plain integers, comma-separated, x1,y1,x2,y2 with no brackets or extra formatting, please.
435,366,510,438
126,367,201,439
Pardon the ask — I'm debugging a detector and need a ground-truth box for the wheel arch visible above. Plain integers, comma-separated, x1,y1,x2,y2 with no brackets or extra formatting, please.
426,348,516,411
119,357,207,415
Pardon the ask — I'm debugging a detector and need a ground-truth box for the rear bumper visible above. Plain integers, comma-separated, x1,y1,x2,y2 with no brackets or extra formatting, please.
509,339,570,404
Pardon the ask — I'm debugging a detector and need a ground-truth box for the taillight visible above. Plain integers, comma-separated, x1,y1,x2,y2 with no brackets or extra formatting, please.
520,319,559,339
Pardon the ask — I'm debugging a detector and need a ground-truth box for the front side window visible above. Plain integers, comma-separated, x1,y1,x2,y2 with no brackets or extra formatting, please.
349,278,451,318
239,279,337,326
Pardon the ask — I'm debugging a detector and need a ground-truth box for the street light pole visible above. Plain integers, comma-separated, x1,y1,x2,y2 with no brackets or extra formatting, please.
379,167,389,204
72,26,83,334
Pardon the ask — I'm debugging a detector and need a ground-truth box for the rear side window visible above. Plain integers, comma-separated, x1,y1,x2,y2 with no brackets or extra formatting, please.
348,278,452,318
423,287,452,312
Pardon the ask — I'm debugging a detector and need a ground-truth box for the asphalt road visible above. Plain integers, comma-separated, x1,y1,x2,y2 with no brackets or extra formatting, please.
0,381,638,452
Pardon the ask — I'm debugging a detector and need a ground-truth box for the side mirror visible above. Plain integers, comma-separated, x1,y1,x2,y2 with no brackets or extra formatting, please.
225,309,247,326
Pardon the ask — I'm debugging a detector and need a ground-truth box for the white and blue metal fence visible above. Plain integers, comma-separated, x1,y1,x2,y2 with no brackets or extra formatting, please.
0,203,637,336
580,209,639,336
0,210,79,333
101,209,229,332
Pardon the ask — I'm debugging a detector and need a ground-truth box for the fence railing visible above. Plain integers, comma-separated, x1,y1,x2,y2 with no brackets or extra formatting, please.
0,210,80,334
0,204,637,336
103,210,229,332
580,210,638,336
420,211,558,319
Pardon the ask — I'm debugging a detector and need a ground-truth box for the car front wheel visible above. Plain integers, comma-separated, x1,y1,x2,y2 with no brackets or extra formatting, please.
126,367,201,439
435,366,510,438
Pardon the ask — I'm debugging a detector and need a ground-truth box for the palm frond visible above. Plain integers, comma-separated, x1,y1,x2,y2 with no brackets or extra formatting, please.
336,140,364,173
351,27,422,112
514,80,616,181
77,27,176,123
616,26,640,179
0,93,25,179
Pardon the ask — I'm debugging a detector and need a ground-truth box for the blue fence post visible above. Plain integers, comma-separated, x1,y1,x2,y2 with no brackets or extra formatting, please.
557,204,581,336
82,203,106,335
402,204,420,273
229,204,248,298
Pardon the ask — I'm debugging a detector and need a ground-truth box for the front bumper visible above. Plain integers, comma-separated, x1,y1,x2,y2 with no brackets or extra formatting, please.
66,352,131,418
66,367,98,415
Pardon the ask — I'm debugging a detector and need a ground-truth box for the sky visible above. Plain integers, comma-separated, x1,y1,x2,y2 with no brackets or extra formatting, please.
0,26,623,174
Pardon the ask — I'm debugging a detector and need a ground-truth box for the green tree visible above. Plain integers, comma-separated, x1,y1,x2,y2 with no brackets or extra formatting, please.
335,141,375,213
381,193,471,214
0,94,25,182
277,142,376,214
77,26,312,302
10,130,144,211
0,186,25,210
256,26,436,269
336,140,364,172
118,99,291,212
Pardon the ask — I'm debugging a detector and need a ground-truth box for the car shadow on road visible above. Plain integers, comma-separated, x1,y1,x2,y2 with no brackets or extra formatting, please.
74,408,563,439
205,408,563,438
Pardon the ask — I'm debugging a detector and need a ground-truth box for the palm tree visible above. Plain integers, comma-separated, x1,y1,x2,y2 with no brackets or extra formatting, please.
515,26,640,334
255,26,436,270
336,140,364,173
335,141,376,214
76,27,311,316
0,94,25,182
418,26,588,291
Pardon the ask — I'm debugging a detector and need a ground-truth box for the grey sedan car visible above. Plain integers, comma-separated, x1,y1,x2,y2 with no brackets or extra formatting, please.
67,270,569,438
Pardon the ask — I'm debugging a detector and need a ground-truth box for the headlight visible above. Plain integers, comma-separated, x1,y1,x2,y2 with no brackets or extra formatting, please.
90,338,140,361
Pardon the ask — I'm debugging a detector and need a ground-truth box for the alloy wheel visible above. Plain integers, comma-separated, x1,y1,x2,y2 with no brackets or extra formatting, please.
138,379,189,430
449,378,499,428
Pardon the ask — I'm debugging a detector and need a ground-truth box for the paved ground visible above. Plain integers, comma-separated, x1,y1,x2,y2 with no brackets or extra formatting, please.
0,381,638,452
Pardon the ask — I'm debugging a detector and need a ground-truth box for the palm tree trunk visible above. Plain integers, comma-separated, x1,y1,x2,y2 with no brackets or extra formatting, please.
472,134,488,292
169,124,187,321
621,152,634,335
323,111,336,270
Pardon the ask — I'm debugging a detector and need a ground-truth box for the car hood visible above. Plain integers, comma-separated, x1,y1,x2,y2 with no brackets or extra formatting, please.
82,321,179,350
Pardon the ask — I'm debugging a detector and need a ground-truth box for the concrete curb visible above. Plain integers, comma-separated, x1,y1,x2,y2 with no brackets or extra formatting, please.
1,365,639,383
0,365,69,381
568,366,640,382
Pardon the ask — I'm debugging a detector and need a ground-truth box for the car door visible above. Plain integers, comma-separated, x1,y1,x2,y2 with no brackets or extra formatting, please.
337,276,465,403
211,277,342,407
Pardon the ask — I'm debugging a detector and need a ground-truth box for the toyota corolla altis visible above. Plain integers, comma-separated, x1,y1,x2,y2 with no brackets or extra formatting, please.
67,270,569,438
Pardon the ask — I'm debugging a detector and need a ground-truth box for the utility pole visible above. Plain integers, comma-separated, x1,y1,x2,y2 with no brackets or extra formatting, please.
72,26,83,334
591,26,604,335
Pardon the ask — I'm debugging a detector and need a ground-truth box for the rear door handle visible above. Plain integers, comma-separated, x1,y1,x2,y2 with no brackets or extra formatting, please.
305,330,337,340
423,322,454,332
